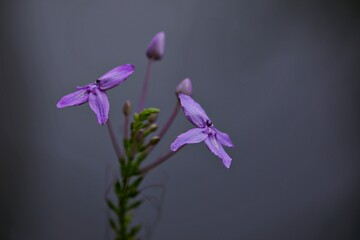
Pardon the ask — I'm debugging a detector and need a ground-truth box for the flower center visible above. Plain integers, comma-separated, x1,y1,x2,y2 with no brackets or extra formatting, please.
204,125,216,136
88,83,98,93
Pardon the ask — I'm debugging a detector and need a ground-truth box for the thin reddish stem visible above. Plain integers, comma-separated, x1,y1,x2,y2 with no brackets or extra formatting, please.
139,147,184,175
159,100,180,139
138,59,153,112
106,119,123,159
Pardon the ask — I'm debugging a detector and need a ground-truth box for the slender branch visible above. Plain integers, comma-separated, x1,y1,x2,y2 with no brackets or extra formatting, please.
106,119,123,159
138,59,153,112
158,100,180,139
139,147,184,175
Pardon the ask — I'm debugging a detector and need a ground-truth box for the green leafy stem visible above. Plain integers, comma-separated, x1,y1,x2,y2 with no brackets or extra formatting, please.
107,107,162,240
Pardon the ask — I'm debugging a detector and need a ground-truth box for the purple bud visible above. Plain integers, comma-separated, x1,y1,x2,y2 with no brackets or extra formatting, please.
176,78,192,95
146,32,165,61
123,100,131,117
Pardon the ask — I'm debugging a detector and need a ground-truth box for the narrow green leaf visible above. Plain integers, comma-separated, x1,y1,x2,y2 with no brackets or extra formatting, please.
128,224,141,238
114,181,122,197
132,177,143,189
135,152,147,165
106,199,118,213
127,200,142,211
128,189,139,198
109,218,117,231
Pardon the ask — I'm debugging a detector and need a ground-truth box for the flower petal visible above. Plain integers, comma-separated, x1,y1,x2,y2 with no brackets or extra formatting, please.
56,89,89,108
76,83,94,90
170,128,208,151
178,94,210,128
204,135,232,168
213,127,234,147
88,89,110,125
98,64,135,91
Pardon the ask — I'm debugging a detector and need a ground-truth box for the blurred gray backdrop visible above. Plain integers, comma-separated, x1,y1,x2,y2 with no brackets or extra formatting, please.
1,0,359,239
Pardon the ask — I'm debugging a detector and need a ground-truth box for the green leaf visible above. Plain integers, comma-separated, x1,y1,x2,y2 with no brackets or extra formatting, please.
125,214,133,226
132,121,143,133
128,224,141,238
123,139,130,152
135,152,147,165
106,199,118,213
131,177,143,189
114,181,122,197
109,218,117,231
128,188,139,198
126,200,142,211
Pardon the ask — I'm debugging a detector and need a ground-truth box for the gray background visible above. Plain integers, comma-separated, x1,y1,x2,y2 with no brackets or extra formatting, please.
1,0,359,239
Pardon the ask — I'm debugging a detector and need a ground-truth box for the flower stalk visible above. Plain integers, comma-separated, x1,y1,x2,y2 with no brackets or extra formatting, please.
158,101,180,139
139,148,181,175
137,59,153,112
107,119,123,160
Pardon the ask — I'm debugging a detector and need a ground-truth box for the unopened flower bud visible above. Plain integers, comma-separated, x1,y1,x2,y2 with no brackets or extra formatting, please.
146,32,165,61
123,100,131,117
149,136,160,146
176,78,192,95
148,124,158,132
148,113,158,123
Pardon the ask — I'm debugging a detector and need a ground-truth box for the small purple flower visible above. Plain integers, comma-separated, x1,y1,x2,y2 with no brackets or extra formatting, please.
171,94,234,168
57,64,135,125
146,32,165,61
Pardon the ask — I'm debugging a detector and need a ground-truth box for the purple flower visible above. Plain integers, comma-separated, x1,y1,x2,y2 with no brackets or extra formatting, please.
57,64,135,125
146,32,165,61
171,94,234,168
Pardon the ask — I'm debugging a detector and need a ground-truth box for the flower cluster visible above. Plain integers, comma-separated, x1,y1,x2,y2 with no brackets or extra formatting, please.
57,31,234,239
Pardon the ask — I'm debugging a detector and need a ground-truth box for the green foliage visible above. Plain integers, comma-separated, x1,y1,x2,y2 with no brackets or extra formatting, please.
128,225,141,239
109,218,117,231
126,200,142,211
138,108,160,121
107,199,118,213
108,108,161,240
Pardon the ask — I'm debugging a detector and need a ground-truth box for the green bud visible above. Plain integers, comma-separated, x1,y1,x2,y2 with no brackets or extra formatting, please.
138,108,160,121
148,113,158,123
149,136,160,146
148,124,158,132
